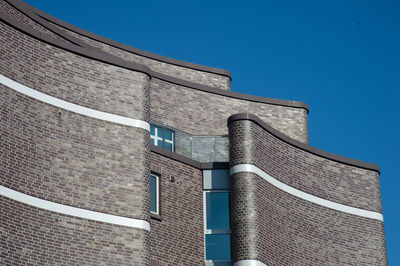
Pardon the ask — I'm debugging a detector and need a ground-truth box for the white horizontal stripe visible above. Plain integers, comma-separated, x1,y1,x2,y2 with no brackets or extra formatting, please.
230,164,383,221
0,74,150,131
0,185,150,231
234,259,267,266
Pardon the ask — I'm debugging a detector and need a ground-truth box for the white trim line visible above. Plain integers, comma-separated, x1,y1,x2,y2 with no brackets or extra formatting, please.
234,259,267,266
0,74,150,131
0,185,150,231
230,164,384,221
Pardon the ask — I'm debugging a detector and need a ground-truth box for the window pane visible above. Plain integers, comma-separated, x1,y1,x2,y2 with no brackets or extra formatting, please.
150,125,155,135
164,142,173,151
156,126,163,138
150,137,156,145
150,174,158,213
206,192,230,230
157,139,163,147
205,234,231,260
165,129,174,141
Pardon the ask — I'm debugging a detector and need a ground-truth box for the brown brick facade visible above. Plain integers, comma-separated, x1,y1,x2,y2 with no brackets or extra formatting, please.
228,116,387,265
150,78,308,142
0,0,387,265
149,152,204,266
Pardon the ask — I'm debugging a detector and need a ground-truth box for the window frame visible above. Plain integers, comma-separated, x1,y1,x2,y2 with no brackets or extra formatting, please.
150,123,175,152
150,173,160,215
203,190,232,264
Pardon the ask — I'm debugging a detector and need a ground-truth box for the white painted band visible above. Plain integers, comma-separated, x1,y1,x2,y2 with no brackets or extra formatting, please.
0,185,150,231
234,259,267,266
230,164,384,221
0,74,150,131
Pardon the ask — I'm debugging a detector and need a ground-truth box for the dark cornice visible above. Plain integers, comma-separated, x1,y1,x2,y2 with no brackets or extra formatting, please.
9,0,232,80
150,145,229,170
2,0,309,113
0,10,152,75
228,113,380,173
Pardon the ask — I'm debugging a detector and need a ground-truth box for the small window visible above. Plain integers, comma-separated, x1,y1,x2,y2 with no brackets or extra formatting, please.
150,124,175,152
150,173,159,215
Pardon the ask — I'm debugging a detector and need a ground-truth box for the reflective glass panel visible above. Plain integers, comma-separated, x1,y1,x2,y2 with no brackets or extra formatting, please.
206,192,230,230
164,142,173,151
156,126,163,138
150,125,155,135
205,234,231,260
150,174,158,213
165,129,174,141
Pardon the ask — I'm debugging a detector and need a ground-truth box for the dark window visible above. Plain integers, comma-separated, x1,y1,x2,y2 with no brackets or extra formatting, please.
204,191,231,263
150,173,159,214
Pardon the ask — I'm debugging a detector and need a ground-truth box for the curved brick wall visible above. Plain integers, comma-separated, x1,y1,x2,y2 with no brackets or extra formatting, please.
228,114,387,265
0,8,151,265
151,78,308,142
1,0,310,144
5,0,232,91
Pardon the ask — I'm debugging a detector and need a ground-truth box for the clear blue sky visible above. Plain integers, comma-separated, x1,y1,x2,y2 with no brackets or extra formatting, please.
24,0,400,264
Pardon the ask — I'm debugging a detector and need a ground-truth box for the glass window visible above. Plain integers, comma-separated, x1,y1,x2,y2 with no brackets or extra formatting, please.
150,174,159,214
204,191,231,263
205,234,231,261
150,124,174,152
206,192,230,230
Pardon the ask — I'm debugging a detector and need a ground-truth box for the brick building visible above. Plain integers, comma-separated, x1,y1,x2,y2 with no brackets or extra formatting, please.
0,0,387,265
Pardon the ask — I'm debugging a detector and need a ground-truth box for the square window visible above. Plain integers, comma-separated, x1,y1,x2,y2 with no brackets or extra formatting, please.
150,124,175,152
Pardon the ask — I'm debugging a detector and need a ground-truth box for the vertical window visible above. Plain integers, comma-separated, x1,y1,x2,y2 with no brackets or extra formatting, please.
205,191,231,262
203,170,231,266
150,124,175,152
150,173,159,215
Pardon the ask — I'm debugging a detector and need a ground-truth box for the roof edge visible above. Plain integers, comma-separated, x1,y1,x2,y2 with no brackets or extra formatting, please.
11,0,232,80
227,113,380,173
2,0,309,113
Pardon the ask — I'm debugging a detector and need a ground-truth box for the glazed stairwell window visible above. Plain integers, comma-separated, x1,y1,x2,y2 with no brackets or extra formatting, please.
150,173,159,215
203,169,232,265
150,124,175,152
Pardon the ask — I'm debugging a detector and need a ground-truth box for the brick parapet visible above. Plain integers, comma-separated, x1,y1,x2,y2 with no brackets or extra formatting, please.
151,78,309,142
149,152,204,265
5,0,232,91
228,115,381,211
228,115,387,265
0,0,65,42
0,19,150,121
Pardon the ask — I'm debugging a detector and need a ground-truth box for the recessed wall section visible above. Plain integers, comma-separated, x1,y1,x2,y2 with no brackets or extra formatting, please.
150,78,308,143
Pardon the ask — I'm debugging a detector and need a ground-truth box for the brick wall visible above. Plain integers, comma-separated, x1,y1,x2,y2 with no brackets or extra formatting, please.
0,13,151,264
228,116,387,265
0,0,65,42
0,196,149,265
151,78,308,142
149,152,204,265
